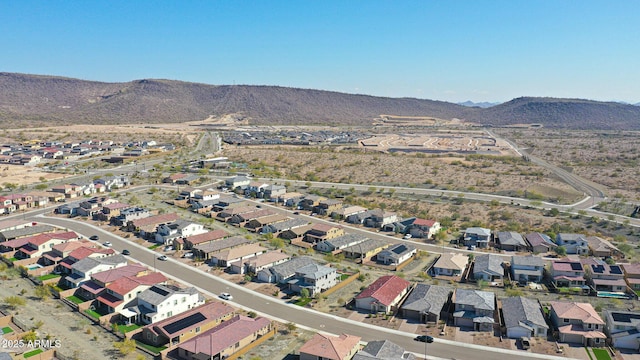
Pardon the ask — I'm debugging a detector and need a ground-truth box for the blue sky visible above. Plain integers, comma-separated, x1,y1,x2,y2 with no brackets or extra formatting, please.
1,1,638,103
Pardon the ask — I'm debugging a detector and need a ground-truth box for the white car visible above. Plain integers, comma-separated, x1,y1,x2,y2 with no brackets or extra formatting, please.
219,292,233,300
103,241,112,247
157,255,168,261
182,252,194,258
403,234,412,239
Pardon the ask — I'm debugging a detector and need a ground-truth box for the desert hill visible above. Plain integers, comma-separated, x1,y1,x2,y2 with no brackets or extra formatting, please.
1,73,639,130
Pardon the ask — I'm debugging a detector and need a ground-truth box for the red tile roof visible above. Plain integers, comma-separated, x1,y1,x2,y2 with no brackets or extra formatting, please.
27,231,78,246
413,218,437,227
91,264,148,284
355,275,411,306
105,272,167,295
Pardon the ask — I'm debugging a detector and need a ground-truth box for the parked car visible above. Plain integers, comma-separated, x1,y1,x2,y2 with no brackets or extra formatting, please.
520,337,531,350
403,234,412,239
157,255,168,261
219,292,233,300
293,211,300,215
414,335,434,343
103,241,112,247
164,246,174,252
182,252,194,258
89,235,99,241
122,249,131,255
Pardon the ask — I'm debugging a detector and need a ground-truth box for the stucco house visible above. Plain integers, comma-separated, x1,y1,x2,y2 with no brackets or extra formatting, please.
355,275,411,313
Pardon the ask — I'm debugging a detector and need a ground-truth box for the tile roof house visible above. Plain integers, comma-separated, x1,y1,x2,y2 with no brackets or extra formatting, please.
315,233,368,253
432,253,468,277
496,231,527,252
96,272,167,314
463,227,491,248
244,213,289,232
299,333,361,360
622,263,640,291
208,243,267,268
376,243,416,266
549,301,606,347
177,315,272,360
331,205,368,220
551,259,587,290
126,213,180,239
77,264,148,300
556,233,589,255
313,199,343,216
452,289,495,331
473,254,504,282
408,218,441,239
141,301,235,347
525,232,557,254
123,284,205,325
400,284,452,323
353,340,415,360
587,262,627,293
501,296,548,339
287,263,338,296
304,223,345,245
228,250,291,275
155,220,207,246
14,231,80,259
227,208,275,226
362,209,398,229
260,217,309,235
585,236,621,258
256,256,316,284
342,239,391,261
603,310,640,350
510,255,544,284
64,254,128,288
181,229,229,250
192,236,251,261
0,224,55,242
42,240,93,266
355,275,411,313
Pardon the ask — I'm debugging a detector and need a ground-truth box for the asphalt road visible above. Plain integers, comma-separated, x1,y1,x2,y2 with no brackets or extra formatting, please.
27,211,571,360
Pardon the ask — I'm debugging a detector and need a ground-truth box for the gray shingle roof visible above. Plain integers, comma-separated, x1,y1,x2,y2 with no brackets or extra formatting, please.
497,231,527,246
269,256,315,278
72,254,127,273
193,236,250,253
319,233,368,250
353,340,416,360
0,224,55,239
377,243,416,260
343,238,390,253
473,254,504,277
296,263,335,279
265,218,309,232
401,284,451,315
511,255,544,267
501,296,548,331
454,289,495,311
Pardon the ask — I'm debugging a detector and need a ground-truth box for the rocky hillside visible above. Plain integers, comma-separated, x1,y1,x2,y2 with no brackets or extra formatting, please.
1,73,639,130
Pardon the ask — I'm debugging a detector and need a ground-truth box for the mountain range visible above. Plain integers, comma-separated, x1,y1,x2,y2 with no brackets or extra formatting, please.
1,72,639,130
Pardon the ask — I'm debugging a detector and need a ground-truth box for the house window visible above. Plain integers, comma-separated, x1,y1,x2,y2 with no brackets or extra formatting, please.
563,319,569,323
174,300,178,305
196,326,200,333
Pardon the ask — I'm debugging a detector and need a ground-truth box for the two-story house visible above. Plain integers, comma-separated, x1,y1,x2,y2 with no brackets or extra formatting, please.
315,233,368,253
14,231,80,259
551,259,587,290
400,284,452,324
495,231,527,252
111,207,150,226
96,272,167,314
463,227,491,248
64,254,128,288
525,232,557,254
604,310,640,350
622,263,640,292
256,256,316,284
549,301,606,347
556,233,589,255
287,263,338,296
229,250,291,275
452,289,495,331
408,218,441,239
362,209,398,229
587,262,627,293
125,284,205,325
155,220,207,245
511,255,545,284
304,223,344,245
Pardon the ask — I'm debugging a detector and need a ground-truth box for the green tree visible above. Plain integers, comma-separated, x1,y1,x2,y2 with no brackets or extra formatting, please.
285,322,297,334
554,246,567,257
22,330,37,342
549,208,560,217
299,288,310,299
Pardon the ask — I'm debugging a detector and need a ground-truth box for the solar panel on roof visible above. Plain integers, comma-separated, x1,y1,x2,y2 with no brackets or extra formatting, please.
162,312,207,335
152,286,170,296
611,312,640,323
570,263,582,271
610,266,623,274
392,245,407,254
592,265,604,273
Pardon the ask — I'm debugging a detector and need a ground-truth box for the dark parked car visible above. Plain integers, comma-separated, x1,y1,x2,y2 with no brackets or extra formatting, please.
414,335,434,343
89,235,99,240
122,249,131,255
